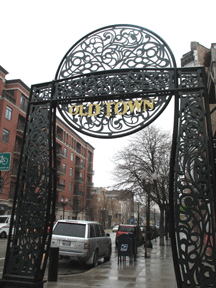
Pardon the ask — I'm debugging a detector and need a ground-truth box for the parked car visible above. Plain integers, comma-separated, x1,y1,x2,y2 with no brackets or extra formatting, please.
112,225,119,232
115,224,144,247
0,215,11,238
140,225,159,239
51,220,112,267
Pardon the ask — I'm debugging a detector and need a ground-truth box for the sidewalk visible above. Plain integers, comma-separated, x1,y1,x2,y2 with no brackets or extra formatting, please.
44,238,178,288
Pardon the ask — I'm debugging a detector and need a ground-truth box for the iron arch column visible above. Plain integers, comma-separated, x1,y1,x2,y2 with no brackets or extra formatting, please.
170,67,216,288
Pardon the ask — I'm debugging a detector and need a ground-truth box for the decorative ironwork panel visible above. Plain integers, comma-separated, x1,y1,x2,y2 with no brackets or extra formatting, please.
54,69,175,100
2,101,55,285
55,24,176,79
31,82,53,103
53,68,175,138
178,67,205,90
54,24,176,138
172,69,216,287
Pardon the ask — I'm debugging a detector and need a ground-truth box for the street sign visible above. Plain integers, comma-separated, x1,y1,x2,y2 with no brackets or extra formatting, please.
0,153,11,171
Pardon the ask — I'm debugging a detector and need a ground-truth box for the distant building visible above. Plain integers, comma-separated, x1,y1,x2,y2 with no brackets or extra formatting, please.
90,188,134,228
107,189,134,224
0,65,94,220
181,41,210,67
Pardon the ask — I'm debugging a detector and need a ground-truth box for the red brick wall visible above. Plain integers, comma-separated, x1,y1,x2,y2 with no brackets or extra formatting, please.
0,65,94,217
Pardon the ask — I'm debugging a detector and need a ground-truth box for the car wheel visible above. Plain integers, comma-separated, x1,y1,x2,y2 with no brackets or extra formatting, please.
92,250,99,267
0,231,6,238
104,245,112,261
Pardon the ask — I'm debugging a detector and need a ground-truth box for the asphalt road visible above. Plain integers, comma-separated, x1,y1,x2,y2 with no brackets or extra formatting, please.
46,231,117,276
0,231,117,278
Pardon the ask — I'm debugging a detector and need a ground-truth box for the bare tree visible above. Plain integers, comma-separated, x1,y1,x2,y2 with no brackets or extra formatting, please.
112,125,171,245
73,189,86,220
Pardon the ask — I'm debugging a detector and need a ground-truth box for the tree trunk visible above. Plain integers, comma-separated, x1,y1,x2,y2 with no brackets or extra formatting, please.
159,206,164,246
165,205,169,239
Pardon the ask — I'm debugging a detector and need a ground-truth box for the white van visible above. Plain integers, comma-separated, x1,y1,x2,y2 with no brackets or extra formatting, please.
51,220,112,267
0,215,11,238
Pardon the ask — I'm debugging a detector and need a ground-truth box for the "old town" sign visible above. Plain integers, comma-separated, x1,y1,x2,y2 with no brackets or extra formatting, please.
68,99,154,117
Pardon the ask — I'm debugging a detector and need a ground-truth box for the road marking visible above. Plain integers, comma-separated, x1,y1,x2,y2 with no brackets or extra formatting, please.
0,258,5,260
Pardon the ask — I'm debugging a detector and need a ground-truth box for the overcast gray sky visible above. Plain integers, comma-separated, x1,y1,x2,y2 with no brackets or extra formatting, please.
1,0,214,187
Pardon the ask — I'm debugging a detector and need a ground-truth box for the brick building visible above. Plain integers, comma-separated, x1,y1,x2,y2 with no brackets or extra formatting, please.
181,41,210,68
91,187,133,229
0,65,94,220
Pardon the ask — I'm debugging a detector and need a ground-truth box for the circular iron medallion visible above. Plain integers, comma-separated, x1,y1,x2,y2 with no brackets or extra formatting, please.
55,24,176,138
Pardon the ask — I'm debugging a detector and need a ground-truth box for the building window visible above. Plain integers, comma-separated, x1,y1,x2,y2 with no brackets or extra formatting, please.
63,163,66,173
68,198,71,207
70,167,72,176
2,129,9,143
5,106,12,120
69,182,72,192
20,95,25,108
20,95,28,112
71,152,74,161
64,148,67,157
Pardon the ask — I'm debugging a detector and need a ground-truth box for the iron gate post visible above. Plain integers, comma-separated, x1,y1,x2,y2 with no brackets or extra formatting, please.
170,67,216,287
0,84,57,288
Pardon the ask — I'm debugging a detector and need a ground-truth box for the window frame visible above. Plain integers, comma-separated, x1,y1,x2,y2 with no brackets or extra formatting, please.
2,128,9,143
5,106,12,120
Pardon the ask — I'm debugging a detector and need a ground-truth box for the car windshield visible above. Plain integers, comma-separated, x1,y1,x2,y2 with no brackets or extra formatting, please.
53,223,86,238
119,226,135,232
0,217,7,223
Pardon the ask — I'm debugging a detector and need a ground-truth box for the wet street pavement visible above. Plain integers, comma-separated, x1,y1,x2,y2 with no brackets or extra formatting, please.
44,237,177,288
0,233,177,287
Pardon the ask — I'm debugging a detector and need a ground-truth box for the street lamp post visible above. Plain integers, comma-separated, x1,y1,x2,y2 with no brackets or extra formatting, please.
146,184,152,249
100,208,106,228
61,198,68,219
142,173,159,257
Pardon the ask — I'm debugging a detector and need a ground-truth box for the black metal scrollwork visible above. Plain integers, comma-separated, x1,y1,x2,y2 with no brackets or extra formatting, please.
171,69,216,287
56,25,175,79
31,83,53,102
54,25,176,138
54,69,175,138
1,101,55,286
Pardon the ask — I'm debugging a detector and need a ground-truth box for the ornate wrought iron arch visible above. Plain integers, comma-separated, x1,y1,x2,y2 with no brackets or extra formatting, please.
1,24,216,288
